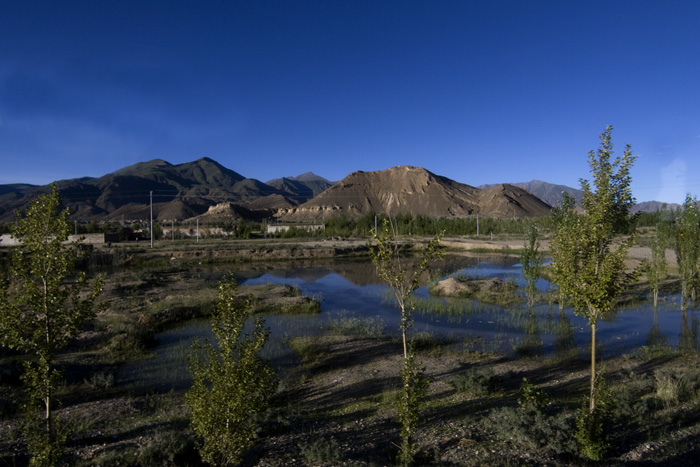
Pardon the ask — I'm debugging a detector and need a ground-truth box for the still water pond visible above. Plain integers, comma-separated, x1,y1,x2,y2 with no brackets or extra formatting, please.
118,254,700,392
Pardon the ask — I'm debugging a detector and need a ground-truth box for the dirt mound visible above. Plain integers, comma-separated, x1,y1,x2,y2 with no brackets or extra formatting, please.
432,276,510,296
276,166,550,221
189,202,251,222
431,275,520,306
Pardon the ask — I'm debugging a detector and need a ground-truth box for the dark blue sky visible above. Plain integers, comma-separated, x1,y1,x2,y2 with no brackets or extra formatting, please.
1,0,698,203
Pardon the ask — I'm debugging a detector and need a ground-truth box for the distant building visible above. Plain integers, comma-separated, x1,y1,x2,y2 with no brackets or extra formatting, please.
0,233,111,247
0,234,20,246
265,224,324,234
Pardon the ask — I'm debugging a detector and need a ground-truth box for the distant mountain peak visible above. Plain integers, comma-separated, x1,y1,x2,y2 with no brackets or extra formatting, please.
191,156,224,167
112,159,172,176
291,172,326,182
266,172,334,200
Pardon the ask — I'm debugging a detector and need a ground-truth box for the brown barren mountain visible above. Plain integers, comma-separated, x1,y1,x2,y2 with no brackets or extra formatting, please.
477,183,553,218
276,166,551,221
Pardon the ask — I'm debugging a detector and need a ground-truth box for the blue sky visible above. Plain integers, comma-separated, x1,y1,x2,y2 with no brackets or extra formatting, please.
1,0,698,204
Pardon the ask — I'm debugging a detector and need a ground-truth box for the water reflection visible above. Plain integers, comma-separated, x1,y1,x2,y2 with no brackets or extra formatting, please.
646,308,668,348
120,254,698,392
554,310,576,356
233,255,697,356
515,309,543,357
679,310,699,352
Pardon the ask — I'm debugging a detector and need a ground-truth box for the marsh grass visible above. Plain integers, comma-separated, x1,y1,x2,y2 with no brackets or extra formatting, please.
411,331,453,354
474,279,521,307
633,344,680,361
410,294,495,316
328,312,386,337
286,336,326,365
244,284,322,315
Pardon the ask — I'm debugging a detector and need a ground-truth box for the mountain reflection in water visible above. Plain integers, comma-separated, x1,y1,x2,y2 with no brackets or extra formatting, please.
118,254,699,393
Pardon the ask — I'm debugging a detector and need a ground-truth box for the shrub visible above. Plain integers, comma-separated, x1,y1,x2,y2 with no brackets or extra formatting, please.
575,371,614,460
299,436,342,465
518,377,550,409
452,368,499,396
186,278,277,466
487,379,577,456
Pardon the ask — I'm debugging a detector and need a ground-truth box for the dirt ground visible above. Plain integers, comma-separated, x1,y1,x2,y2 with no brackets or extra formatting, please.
248,335,700,466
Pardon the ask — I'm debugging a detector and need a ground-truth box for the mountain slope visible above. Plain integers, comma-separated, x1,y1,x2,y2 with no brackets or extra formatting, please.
481,180,679,213
0,158,285,222
266,172,334,201
479,180,583,207
276,166,551,221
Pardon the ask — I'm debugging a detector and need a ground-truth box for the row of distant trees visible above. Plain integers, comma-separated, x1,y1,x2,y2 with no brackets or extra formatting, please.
0,205,687,241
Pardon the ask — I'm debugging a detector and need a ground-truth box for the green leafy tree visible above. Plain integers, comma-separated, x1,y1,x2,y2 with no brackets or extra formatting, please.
550,126,637,418
186,277,276,466
369,218,443,465
673,194,700,310
643,222,670,308
369,219,444,359
0,183,103,466
520,224,545,308
549,192,577,312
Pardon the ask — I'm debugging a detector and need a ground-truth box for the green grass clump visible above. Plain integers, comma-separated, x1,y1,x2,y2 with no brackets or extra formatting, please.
328,313,385,337
287,336,326,365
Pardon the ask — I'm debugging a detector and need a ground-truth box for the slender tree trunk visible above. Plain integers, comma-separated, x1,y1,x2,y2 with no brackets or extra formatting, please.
46,393,52,438
653,288,658,309
590,320,596,413
43,277,53,438
559,292,565,313
400,304,408,359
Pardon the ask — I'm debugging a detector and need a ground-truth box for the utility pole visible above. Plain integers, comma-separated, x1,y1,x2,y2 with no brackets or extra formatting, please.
150,191,153,248
196,218,199,242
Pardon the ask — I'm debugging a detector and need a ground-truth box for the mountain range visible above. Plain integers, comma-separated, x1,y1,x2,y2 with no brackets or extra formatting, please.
0,157,673,224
